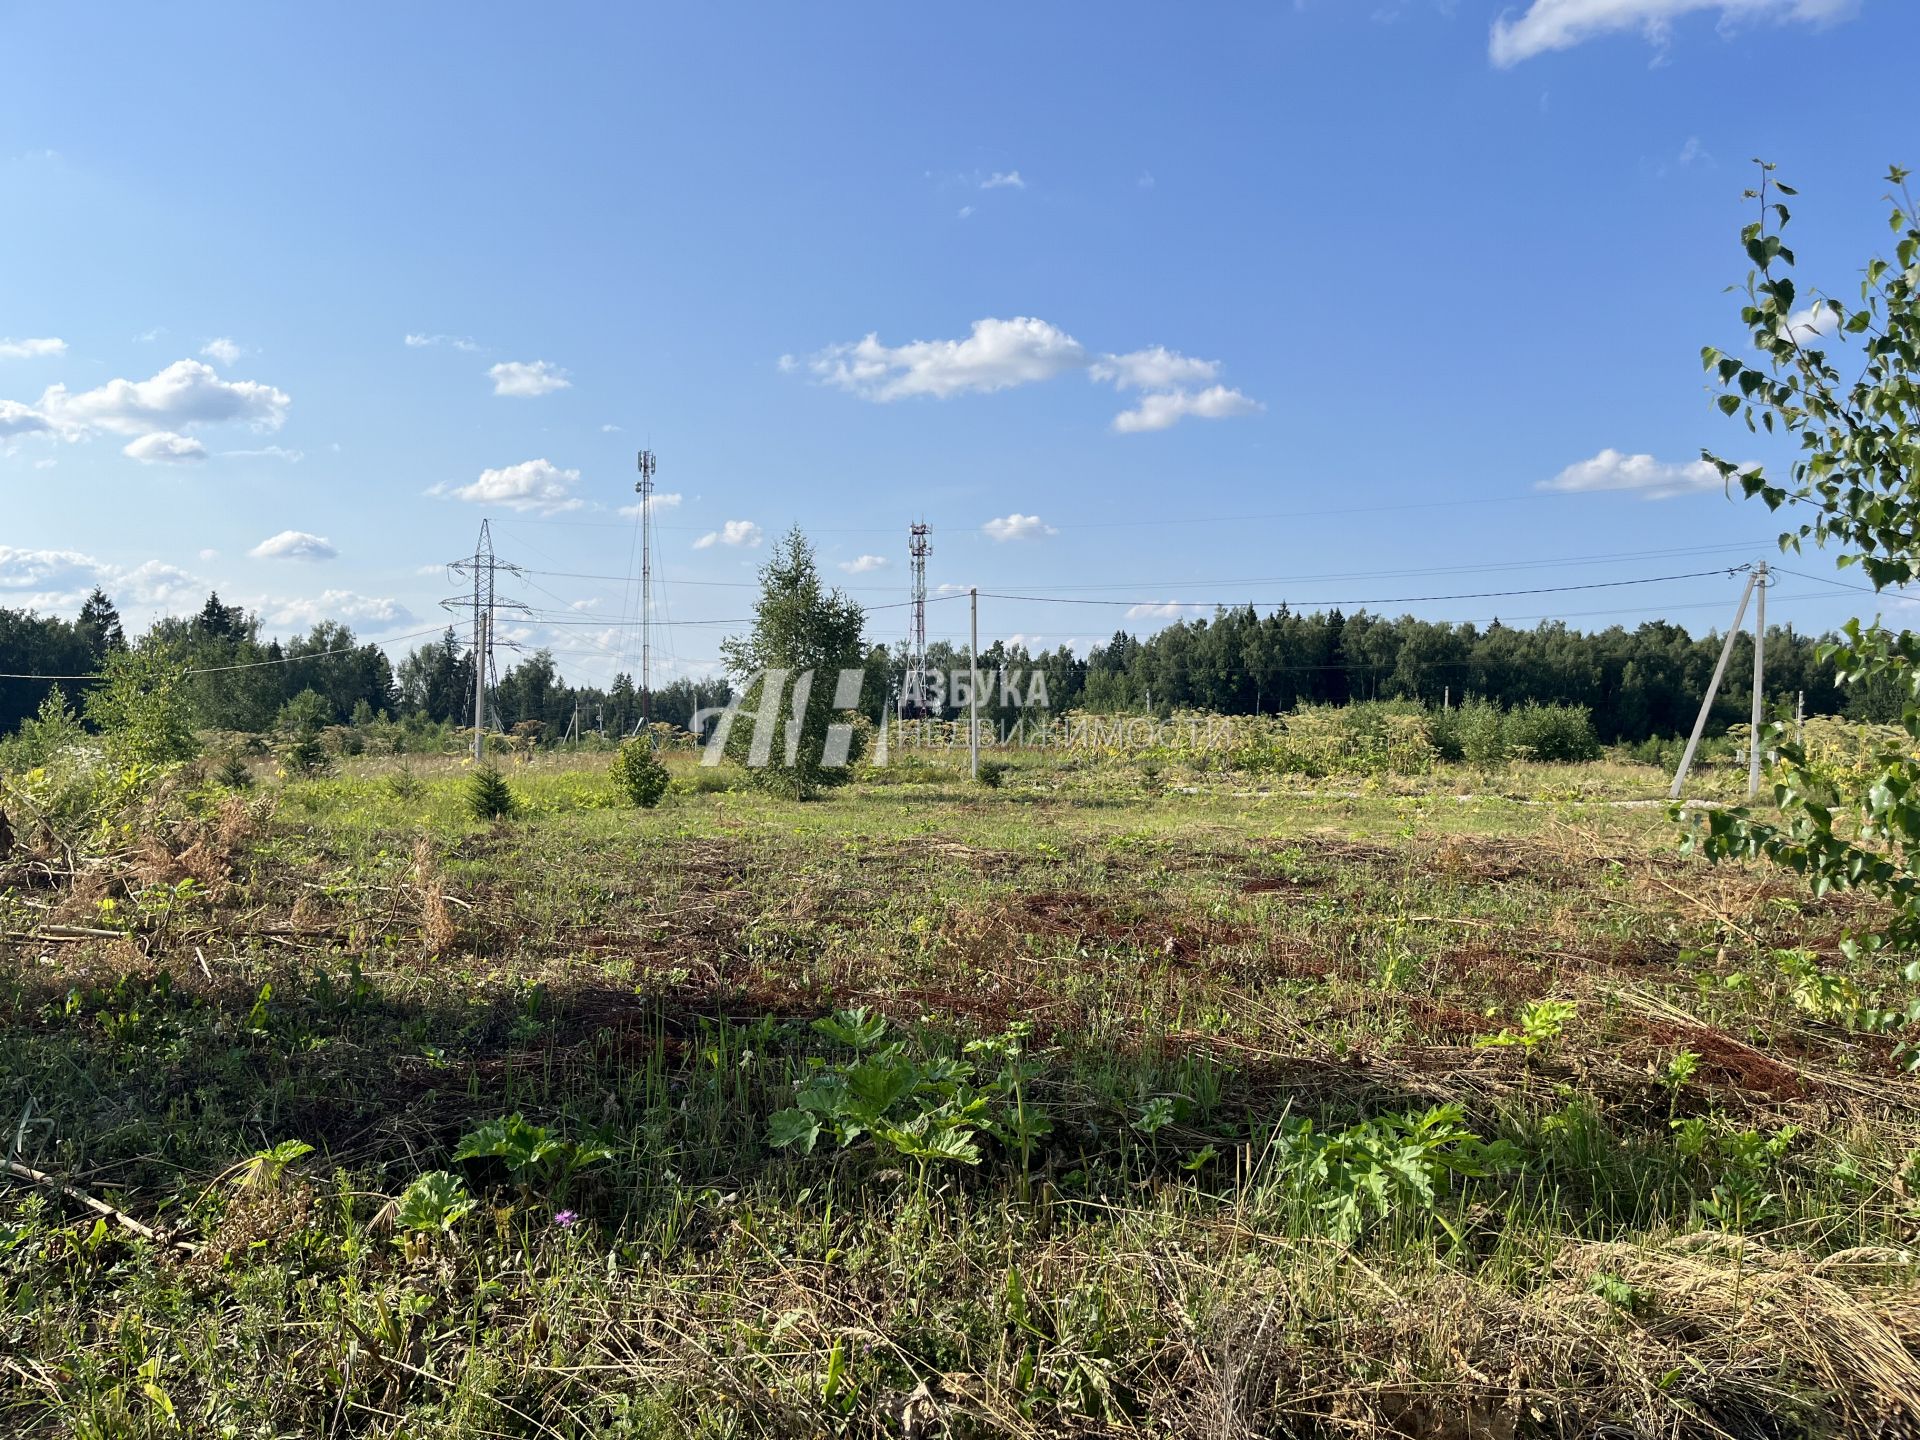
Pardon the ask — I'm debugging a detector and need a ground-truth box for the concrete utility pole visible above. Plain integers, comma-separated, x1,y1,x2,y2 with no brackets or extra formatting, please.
467,612,487,761
969,586,980,781
636,450,657,739
1748,561,1769,799
1670,565,1759,801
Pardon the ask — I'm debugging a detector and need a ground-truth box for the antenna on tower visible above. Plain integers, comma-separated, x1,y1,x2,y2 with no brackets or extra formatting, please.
635,450,657,742
906,521,932,718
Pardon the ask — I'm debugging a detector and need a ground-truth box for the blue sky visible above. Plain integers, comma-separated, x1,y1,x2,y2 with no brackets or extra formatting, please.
2,0,1914,686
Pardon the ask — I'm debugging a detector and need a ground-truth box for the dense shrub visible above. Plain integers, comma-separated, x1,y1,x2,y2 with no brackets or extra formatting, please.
610,739,670,808
1456,698,1507,767
1505,703,1600,763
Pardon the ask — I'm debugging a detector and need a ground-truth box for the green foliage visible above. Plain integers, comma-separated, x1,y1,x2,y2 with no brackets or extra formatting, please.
1271,1104,1518,1242
977,758,1011,789
1693,164,1920,1024
610,738,671,808
394,1170,476,1235
83,649,198,766
452,1113,611,1191
384,760,424,801
231,1139,314,1191
0,687,86,772
464,764,519,820
767,1009,1049,1170
1476,998,1578,1050
1454,697,1507,766
719,528,868,800
1504,702,1602,762
1435,699,1599,766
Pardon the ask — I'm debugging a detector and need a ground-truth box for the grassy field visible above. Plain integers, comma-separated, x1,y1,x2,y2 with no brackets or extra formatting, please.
3,742,1918,1438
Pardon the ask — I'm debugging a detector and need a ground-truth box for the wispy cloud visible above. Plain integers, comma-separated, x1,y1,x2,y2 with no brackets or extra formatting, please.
980,170,1026,190
0,337,65,360
200,337,244,366
839,554,889,573
405,332,479,352
1490,0,1856,67
618,491,683,519
1125,601,1207,619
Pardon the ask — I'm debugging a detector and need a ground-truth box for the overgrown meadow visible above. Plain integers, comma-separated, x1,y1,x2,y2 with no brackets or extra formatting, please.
3,727,1919,1438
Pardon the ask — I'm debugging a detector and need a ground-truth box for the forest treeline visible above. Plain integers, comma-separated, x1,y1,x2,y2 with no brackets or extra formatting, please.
0,588,1879,750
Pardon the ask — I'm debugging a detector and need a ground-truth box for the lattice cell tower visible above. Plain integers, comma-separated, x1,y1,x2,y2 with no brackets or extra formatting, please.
905,521,932,717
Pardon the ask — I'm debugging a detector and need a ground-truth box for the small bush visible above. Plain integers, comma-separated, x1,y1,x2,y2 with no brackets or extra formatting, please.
1456,698,1507,767
977,758,1010,788
1505,703,1600,763
610,739,670,808
465,765,518,820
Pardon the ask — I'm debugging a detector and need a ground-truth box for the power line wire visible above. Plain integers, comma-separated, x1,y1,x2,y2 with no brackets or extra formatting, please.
978,566,1750,612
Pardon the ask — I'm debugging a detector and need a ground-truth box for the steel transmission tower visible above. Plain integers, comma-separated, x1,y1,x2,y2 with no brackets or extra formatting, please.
635,450,657,737
443,519,528,762
905,522,932,717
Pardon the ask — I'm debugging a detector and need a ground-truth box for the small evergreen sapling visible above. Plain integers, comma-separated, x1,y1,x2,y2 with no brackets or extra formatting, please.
465,764,518,820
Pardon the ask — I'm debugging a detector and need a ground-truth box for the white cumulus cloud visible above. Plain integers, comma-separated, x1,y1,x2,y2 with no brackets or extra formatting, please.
200,337,244,365
249,530,338,561
694,520,763,550
0,337,65,360
806,317,1087,401
1090,346,1222,392
489,359,571,397
794,317,1262,433
980,170,1026,190
1489,0,1855,67
839,554,889,573
983,513,1056,543
436,458,583,514
123,431,208,464
1112,385,1262,434
37,359,290,437
1536,447,1728,499
0,547,203,613
0,400,51,436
